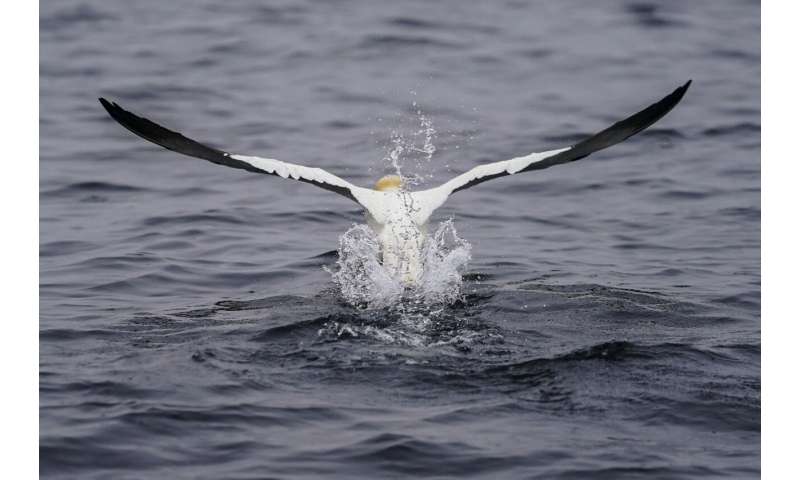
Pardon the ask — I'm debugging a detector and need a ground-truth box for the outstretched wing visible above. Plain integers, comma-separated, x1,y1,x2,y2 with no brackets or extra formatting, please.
98,98,368,204
411,80,691,221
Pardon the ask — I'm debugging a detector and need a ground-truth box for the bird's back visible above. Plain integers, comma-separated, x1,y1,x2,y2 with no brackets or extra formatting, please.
364,190,429,284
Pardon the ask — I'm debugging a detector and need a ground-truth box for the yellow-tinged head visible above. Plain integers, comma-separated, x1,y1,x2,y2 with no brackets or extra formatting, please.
374,175,403,192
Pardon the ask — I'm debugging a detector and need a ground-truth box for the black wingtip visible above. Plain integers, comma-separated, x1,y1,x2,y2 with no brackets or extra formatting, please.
96,94,241,166
667,80,692,111
674,80,692,100
98,97,118,117
664,80,691,105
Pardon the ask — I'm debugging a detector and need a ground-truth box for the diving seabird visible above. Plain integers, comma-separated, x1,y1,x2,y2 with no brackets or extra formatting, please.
99,80,691,284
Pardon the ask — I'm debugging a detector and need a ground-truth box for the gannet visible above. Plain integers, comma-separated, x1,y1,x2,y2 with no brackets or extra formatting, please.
99,80,690,284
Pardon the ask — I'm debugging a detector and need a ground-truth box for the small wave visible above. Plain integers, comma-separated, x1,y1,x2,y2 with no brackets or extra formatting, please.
164,186,222,198
142,213,246,227
358,34,461,50
710,48,759,62
657,189,711,200
514,48,555,60
143,240,195,251
324,119,362,130
248,4,308,26
483,342,644,376
555,465,726,480
41,181,149,198
624,3,687,29
206,39,248,55
314,86,385,105
84,267,286,296
40,4,116,33
68,254,163,274
716,342,760,356
216,294,310,312
717,206,760,222
269,209,358,224
385,17,440,30
309,249,339,260
385,16,500,35
312,433,520,476
40,240,99,258
639,127,687,139
713,291,760,309
40,438,166,474
485,341,741,379
701,122,760,137
251,315,338,341
40,379,152,399
39,328,117,342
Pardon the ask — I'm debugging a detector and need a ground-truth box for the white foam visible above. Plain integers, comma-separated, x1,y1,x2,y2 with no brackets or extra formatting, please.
327,220,471,309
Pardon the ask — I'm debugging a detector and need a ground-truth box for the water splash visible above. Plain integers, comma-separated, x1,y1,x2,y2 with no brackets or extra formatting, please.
327,219,471,309
418,218,472,304
381,102,438,188
326,224,404,308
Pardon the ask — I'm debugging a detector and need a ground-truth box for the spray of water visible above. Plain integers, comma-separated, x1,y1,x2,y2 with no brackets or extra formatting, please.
381,101,438,187
327,219,471,309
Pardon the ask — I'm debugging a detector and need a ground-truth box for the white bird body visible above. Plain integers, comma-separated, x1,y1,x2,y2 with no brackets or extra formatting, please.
99,80,690,287
367,194,425,284
359,180,428,284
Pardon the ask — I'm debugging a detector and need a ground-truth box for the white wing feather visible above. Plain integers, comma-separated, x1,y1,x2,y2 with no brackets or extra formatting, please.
410,147,570,224
231,154,358,190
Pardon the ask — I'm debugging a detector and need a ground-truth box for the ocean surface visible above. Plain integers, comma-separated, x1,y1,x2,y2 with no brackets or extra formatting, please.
40,1,760,478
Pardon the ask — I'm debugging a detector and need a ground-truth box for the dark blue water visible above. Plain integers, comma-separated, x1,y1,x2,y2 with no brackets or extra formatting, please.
40,1,760,478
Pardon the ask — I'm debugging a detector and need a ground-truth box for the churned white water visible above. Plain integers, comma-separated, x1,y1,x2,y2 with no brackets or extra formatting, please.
328,219,471,309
